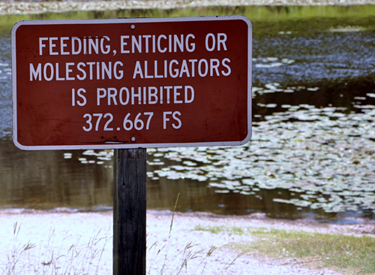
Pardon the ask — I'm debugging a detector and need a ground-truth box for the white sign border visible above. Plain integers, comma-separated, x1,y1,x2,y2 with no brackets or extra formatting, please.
12,15,252,150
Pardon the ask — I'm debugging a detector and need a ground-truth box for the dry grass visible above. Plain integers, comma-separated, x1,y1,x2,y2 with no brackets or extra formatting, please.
2,222,110,275
147,193,242,274
2,198,242,275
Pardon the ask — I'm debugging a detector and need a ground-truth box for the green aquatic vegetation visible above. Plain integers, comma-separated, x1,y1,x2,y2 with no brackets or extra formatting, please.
2,4,375,38
145,105,375,215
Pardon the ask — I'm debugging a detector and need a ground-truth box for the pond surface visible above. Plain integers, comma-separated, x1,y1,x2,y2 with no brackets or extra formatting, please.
1,6,375,223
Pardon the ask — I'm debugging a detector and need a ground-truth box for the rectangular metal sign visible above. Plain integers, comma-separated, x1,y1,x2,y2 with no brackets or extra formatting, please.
12,16,252,150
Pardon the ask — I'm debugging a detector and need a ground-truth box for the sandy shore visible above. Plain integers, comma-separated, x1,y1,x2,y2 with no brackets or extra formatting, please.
1,210,374,274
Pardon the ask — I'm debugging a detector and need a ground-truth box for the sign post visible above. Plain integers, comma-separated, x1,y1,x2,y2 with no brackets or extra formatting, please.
12,16,252,274
113,148,146,274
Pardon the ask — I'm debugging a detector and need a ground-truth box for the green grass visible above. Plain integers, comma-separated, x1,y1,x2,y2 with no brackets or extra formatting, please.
2,5,375,37
194,224,270,235
194,225,375,274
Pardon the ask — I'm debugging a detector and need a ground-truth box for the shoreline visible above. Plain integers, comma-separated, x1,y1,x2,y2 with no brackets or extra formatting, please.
0,210,374,274
2,208,375,235
1,0,375,16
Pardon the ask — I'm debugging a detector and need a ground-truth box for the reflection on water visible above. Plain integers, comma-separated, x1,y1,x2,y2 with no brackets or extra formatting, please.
0,137,371,225
253,77,375,122
1,6,375,222
0,139,113,210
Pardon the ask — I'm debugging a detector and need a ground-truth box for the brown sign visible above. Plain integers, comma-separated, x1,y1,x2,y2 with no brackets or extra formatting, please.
12,16,252,150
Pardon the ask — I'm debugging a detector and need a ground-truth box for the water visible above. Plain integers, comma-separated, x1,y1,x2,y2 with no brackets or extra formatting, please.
1,6,375,223
0,30,11,138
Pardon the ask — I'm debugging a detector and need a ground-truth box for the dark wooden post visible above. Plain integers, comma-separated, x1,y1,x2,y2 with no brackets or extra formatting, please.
113,148,147,275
